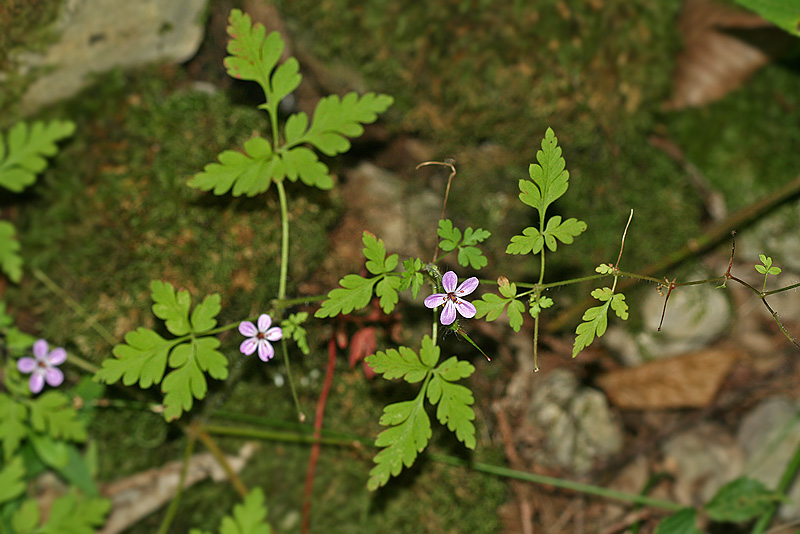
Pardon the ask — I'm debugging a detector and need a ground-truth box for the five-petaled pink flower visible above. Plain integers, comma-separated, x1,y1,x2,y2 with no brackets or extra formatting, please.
17,339,67,394
424,270,479,325
239,314,283,362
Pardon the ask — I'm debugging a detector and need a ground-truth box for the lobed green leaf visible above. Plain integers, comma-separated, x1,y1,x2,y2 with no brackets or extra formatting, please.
95,327,171,388
35,491,111,534
28,391,87,442
162,338,228,421
281,312,310,355
368,396,431,491
0,394,28,459
0,455,25,504
0,120,75,193
188,137,282,197
705,477,776,523
573,301,611,358
437,219,461,252
150,280,192,336
427,376,476,449
366,346,431,383
542,215,587,251
376,275,402,314
0,221,22,283
191,293,222,333
281,146,332,190
654,508,700,534
286,93,394,156
399,257,424,299
314,274,377,318
363,232,398,275
507,226,543,255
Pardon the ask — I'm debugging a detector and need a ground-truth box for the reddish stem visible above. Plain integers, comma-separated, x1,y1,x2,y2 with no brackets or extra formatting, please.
657,278,677,332
301,336,338,533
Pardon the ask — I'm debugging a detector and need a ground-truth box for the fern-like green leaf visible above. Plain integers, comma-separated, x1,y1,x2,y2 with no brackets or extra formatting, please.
315,274,378,318
0,455,25,504
542,215,587,251
363,232,398,275
188,137,281,197
150,280,192,336
32,491,111,534
0,221,22,283
428,374,476,449
366,344,433,383
285,93,394,156
572,287,628,357
190,294,222,332
0,394,28,460
399,257,424,299
28,391,87,442
0,120,75,193
474,283,525,332
520,127,569,213
224,9,300,107
281,312,310,355
281,146,332,189
95,327,171,388
506,226,543,255
367,396,431,491
162,337,228,421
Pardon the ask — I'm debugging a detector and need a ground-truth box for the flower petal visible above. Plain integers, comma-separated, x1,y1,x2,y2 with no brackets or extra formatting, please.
455,276,479,296
455,299,477,319
424,293,447,309
265,327,283,341
29,372,44,394
33,339,49,359
257,314,272,332
45,367,64,388
441,271,457,293
238,321,258,337
17,357,36,374
240,338,258,355
257,340,275,362
440,300,457,325
48,348,67,366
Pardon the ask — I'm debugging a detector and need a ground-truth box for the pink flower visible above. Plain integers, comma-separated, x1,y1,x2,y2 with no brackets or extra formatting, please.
424,270,479,325
17,339,67,394
239,314,283,362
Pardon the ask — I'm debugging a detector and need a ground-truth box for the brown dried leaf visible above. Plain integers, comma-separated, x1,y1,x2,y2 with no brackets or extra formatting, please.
597,347,741,409
667,0,794,109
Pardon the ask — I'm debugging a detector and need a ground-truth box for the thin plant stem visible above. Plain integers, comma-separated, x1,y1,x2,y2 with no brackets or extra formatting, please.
32,268,117,346
157,432,196,534
200,418,683,512
276,180,290,302
274,179,304,421
417,160,456,264
193,423,248,498
301,336,338,534
66,352,100,374
428,454,684,512
751,438,800,534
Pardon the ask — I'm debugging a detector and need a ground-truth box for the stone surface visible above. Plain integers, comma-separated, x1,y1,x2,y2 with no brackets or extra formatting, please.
524,369,623,474
604,274,732,365
662,423,744,506
737,397,800,520
13,0,208,113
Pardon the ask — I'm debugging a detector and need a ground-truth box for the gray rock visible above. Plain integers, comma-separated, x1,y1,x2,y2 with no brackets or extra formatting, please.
525,369,623,473
12,0,208,113
662,423,744,506
737,397,800,520
604,274,731,365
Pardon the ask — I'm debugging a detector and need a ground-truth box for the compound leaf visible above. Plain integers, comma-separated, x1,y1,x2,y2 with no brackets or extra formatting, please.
428,375,476,449
28,391,87,442
376,275,402,314
368,396,431,491
474,290,525,332
542,215,587,251
315,274,377,318
150,280,191,336
0,221,22,283
507,226,543,255
281,312,310,355
162,337,227,421
399,257,424,299
706,477,776,523
654,508,700,534
215,487,271,534
287,93,394,156
437,219,461,252
366,345,432,384
0,120,75,193
190,293,222,333
281,146,332,190
0,395,28,459
0,455,25,504
363,232,397,275
188,137,281,197
37,491,111,534
573,300,611,358
96,327,171,388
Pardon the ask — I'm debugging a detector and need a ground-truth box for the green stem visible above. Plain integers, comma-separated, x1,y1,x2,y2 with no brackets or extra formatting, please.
157,432,196,534
204,423,359,446
276,180,290,302
66,352,100,374
429,454,683,511
751,438,800,534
